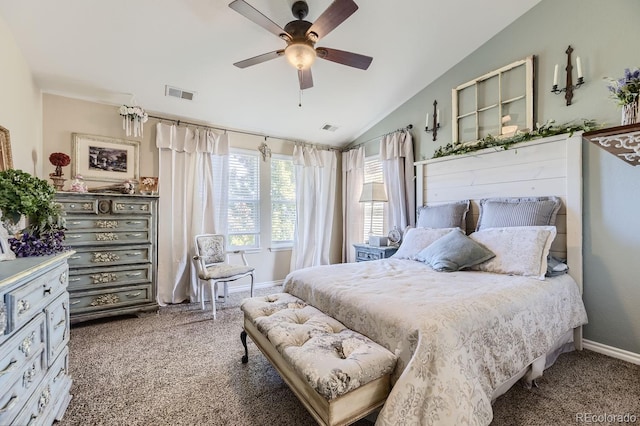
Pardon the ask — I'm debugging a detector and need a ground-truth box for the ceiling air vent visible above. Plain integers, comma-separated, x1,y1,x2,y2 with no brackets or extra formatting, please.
165,85,195,101
321,123,339,132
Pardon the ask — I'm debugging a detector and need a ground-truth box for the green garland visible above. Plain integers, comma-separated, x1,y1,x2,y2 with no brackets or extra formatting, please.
431,119,600,159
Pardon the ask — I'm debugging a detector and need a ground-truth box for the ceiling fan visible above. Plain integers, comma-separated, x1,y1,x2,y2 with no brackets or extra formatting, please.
228,0,373,90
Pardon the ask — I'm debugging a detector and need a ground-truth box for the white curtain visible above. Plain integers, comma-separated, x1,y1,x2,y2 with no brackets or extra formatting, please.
291,145,337,270
155,123,229,305
380,130,415,231
341,146,364,263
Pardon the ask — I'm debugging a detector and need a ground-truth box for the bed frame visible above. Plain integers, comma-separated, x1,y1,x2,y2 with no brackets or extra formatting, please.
414,132,583,348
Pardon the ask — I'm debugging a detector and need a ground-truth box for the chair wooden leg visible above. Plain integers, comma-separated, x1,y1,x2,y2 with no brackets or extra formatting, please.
200,281,205,310
250,273,254,297
211,282,217,319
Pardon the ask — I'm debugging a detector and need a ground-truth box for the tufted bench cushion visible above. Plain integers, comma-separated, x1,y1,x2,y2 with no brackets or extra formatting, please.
241,293,397,401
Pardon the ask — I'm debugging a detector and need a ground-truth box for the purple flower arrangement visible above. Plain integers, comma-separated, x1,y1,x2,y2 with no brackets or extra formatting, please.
606,68,640,106
9,228,68,258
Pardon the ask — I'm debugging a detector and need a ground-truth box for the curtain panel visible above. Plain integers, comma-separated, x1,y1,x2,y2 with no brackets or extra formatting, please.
291,145,338,270
341,146,364,263
155,123,229,305
380,130,415,231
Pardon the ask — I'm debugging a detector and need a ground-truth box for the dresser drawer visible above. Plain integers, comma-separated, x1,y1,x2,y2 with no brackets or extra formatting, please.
6,264,68,332
112,199,154,214
0,314,46,397
68,264,152,290
56,199,98,214
356,249,383,261
69,284,153,314
46,294,69,367
65,216,150,232
12,346,70,426
0,346,47,426
67,245,152,268
64,229,151,246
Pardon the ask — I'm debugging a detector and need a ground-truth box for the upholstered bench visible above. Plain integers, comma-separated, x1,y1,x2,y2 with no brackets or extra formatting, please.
240,293,397,426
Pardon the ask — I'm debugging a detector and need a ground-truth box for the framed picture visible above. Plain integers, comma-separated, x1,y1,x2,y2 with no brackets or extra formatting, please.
0,125,13,172
0,221,16,261
72,133,139,182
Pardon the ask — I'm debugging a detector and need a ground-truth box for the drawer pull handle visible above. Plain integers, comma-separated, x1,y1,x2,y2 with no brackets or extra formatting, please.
126,272,142,277
54,319,66,330
43,287,52,295
126,292,142,298
54,367,66,382
0,395,17,413
126,233,143,237
127,221,142,225
27,413,39,426
0,359,17,376
127,252,142,256
67,234,82,239
70,300,81,305
70,221,82,225
69,277,81,282
69,204,76,208
70,256,81,260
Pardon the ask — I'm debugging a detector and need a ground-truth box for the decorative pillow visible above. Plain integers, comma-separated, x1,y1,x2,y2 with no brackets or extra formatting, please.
391,227,456,260
469,226,557,280
417,200,470,232
546,255,569,277
414,228,495,272
475,196,561,231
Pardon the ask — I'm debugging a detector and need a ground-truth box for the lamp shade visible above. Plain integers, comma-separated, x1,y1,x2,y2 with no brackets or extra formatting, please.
359,182,388,203
285,43,316,70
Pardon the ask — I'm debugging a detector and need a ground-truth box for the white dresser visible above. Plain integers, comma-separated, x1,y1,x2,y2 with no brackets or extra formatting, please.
0,252,73,425
55,192,158,324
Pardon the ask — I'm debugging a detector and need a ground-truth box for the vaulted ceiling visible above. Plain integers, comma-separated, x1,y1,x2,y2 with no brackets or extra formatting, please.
0,0,540,147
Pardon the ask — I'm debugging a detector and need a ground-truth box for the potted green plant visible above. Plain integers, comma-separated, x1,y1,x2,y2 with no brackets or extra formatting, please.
0,169,66,257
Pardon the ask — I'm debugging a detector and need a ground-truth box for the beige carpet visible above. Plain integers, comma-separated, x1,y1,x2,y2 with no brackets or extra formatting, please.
59,287,639,426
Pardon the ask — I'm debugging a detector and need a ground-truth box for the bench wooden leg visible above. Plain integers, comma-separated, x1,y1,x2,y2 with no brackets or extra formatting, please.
241,329,249,364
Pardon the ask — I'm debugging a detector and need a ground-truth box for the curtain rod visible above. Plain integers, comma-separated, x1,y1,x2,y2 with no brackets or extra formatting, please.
344,124,413,151
147,114,338,151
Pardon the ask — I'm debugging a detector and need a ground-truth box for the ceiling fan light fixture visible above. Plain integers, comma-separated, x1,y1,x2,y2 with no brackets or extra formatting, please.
285,42,316,70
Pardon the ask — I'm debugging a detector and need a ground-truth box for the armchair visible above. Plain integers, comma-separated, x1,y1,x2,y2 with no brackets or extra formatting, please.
193,234,255,319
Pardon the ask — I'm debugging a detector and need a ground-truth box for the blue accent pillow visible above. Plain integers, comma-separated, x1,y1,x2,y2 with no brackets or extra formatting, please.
415,228,495,272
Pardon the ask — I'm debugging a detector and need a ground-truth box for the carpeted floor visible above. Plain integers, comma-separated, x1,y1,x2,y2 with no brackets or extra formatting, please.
59,286,639,426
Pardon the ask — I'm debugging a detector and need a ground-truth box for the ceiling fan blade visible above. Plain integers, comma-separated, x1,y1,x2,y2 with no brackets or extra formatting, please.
316,47,372,70
298,69,313,90
307,0,358,40
233,50,284,68
229,0,290,39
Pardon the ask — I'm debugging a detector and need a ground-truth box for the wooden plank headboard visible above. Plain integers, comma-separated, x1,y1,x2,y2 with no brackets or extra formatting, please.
414,133,583,293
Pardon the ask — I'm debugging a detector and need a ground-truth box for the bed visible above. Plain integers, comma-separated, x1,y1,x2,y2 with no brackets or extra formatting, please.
278,133,588,425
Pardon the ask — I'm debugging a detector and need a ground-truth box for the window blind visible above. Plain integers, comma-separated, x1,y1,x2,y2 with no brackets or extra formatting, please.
228,152,260,249
271,157,296,246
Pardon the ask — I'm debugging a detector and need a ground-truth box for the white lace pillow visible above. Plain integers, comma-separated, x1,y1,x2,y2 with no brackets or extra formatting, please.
391,227,456,260
469,226,557,280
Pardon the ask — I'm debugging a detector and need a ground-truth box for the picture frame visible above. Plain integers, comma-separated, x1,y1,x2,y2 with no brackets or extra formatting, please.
72,133,139,182
0,221,16,261
0,125,13,172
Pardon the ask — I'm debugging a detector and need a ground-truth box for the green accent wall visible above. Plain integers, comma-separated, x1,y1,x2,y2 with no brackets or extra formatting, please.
352,0,640,354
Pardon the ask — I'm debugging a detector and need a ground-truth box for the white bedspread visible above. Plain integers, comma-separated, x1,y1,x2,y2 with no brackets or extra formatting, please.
283,259,588,425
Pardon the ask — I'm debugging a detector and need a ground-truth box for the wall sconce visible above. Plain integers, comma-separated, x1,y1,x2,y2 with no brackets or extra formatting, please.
424,100,440,141
258,138,271,162
551,45,585,106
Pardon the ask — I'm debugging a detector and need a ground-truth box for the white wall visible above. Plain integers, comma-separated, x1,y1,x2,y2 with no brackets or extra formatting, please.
0,14,42,176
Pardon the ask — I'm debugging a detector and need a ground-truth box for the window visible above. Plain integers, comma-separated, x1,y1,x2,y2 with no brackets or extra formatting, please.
271,156,296,247
228,151,260,249
363,157,384,242
453,56,533,144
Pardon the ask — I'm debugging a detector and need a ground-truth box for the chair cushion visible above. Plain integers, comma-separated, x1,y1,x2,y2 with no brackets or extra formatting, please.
200,264,254,280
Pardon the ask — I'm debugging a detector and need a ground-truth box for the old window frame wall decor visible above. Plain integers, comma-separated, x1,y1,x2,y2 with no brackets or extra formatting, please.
452,56,534,144
72,133,140,182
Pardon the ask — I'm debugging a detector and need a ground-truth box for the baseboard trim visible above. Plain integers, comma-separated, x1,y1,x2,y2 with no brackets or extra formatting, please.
582,339,640,365
229,280,283,294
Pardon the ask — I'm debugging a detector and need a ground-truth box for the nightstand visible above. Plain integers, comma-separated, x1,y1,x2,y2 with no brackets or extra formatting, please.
353,244,398,262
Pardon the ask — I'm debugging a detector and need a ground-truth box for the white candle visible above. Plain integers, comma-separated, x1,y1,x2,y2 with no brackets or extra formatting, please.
576,57,583,78
426,113,429,128
437,109,440,125
553,64,559,86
